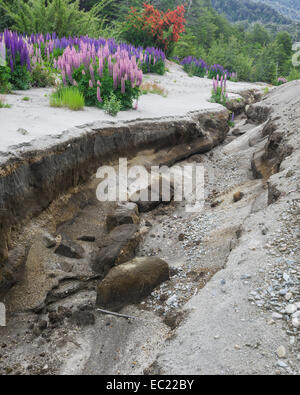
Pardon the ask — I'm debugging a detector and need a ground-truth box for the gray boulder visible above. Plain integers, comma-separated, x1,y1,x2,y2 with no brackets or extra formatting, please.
96,257,170,311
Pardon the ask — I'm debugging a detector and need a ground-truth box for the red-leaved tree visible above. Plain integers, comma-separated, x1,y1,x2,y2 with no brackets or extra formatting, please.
123,3,186,55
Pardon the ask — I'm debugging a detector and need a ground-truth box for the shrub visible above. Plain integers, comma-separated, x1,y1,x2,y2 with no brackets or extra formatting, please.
103,92,121,116
0,65,12,93
123,3,186,55
210,75,227,106
31,63,56,87
50,86,84,110
287,68,300,82
10,63,31,90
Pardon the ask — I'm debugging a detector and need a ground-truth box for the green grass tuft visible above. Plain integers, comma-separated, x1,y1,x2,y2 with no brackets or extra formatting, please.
50,86,85,111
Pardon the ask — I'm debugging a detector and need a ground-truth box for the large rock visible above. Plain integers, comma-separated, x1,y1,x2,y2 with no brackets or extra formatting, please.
96,257,170,311
90,224,140,277
106,202,139,232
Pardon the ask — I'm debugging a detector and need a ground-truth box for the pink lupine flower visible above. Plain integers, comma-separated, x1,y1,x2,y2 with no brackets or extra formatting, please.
89,64,95,84
97,86,102,102
89,80,93,88
62,70,67,86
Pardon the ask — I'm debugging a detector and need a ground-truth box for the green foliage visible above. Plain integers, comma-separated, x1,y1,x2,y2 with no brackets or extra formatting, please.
10,64,31,90
31,64,56,88
288,68,300,81
0,65,12,93
103,92,122,116
141,59,166,75
0,0,112,36
50,86,85,110
72,64,140,110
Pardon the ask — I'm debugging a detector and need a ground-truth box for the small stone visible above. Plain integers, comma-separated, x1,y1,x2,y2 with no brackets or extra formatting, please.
261,227,268,235
283,273,290,282
42,232,56,249
272,312,283,320
178,233,185,241
276,346,287,359
285,304,297,314
233,191,244,203
277,360,288,368
241,274,251,280
292,317,299,328
285,292,293,301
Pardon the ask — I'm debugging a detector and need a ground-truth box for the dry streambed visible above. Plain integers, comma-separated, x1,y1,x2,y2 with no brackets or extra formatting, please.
0,82,299,375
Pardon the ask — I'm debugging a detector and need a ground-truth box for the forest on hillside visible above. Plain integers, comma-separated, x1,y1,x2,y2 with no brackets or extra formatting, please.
255,0,300,21
212,0,290,25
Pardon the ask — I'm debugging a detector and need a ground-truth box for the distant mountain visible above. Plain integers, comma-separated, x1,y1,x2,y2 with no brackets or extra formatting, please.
254,0,300,22
211,0,290,24
211,0,300,40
